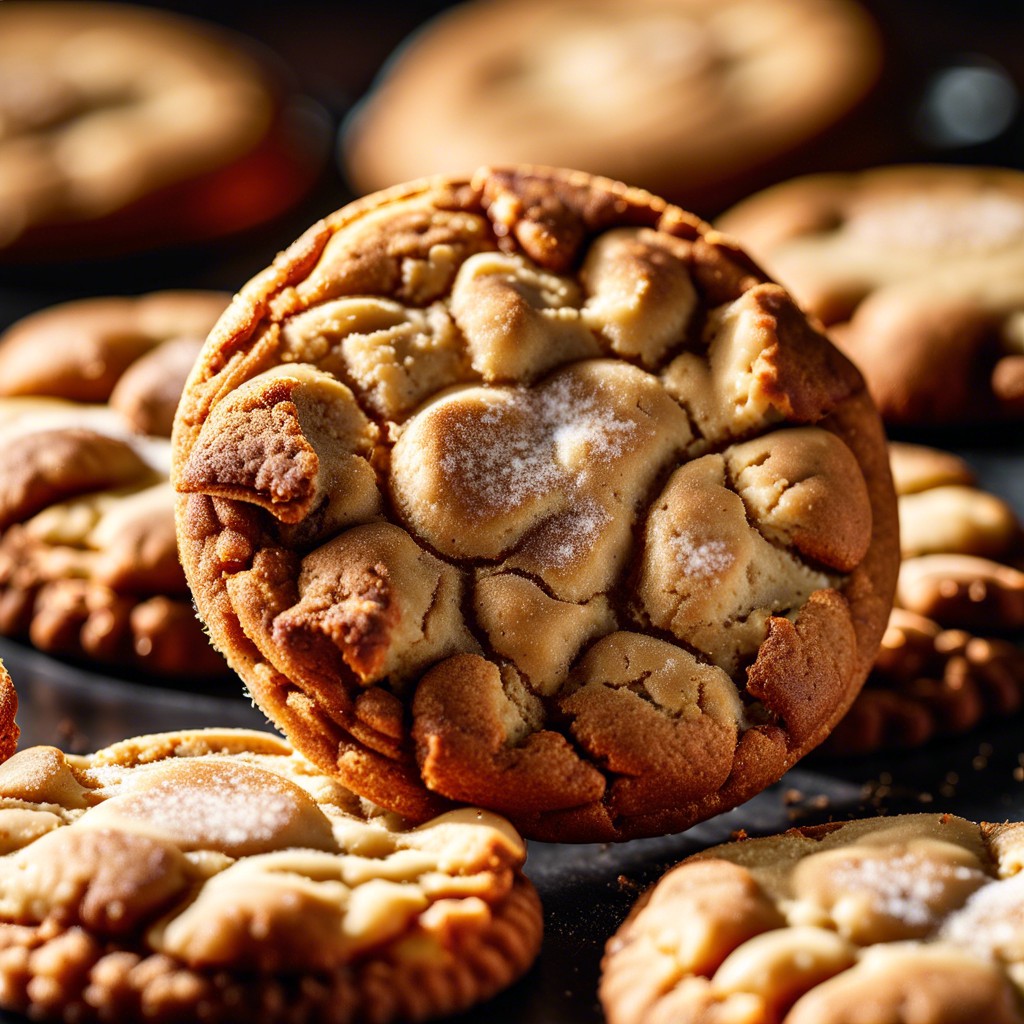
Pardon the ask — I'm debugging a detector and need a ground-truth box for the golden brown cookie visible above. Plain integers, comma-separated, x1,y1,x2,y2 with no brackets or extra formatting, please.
0,2,323,259
718,165,1024,424
825,442,1024,755
173,166,899,842
0,292,229,678
0,660,18,765
601,813,1024,1024
342,0,880,213
0,728,541,1024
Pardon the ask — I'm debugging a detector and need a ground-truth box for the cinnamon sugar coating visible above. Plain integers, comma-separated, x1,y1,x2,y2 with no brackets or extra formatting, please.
0,728,540,1024
173,167,898,841
602,814,1024,1024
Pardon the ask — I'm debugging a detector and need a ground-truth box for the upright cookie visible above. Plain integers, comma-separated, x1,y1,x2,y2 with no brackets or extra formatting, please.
718,165,1024,424
173,166,899,842
826,442,1024,754
602,813,1024,1024
0,727,541,1024
0,2,323,258
342,0,880,213
0,292,229,677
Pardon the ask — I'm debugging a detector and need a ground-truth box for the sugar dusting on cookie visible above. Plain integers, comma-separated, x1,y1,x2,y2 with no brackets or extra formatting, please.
439,375,640,517
671,534,735,578
822,849,986,930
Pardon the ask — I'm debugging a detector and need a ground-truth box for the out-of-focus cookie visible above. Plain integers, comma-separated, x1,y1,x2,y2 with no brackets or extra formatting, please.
172,165,898,842
0,292,229,677
0,2,324,259
0,727,541,1024
718,165,1024,424
825,442,1024,755
342,0,881,214
602,813,1024,1024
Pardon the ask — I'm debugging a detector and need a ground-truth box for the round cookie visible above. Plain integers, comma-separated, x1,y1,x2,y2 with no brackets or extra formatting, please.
0,292,230,678
601,813,1024,1024
717,165,1024,424
172,166,899,842
0,2,324,259
825,442,1024,755
342,0,881,213
0,727,541,1024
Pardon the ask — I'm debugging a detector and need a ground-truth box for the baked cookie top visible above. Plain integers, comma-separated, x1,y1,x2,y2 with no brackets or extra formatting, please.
173,166,899,842
0,727,541,1024
601,813,1024,1024
0,2,319,256
717,164,1024,423
342,0,880,211
0,292,229,677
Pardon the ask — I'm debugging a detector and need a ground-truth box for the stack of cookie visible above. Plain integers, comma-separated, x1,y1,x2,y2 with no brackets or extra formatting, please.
0,292,230,679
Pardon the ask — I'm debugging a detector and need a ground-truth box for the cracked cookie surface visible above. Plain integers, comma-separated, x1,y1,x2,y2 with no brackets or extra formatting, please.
718,165,1024,424
0,727,540,1024
0,292,229,678
173,167,898,841
601,813,1024,1024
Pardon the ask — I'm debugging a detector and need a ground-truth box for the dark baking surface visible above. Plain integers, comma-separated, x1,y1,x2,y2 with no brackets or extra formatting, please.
1,1,1023,1021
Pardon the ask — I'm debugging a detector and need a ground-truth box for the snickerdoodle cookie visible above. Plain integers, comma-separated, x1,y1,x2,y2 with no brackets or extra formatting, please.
173,166,898,842
343,0,880,213
0,291,228,677
718,165,1024,424
0,727,541,1023
0,2,323,258
601,813,1024,1024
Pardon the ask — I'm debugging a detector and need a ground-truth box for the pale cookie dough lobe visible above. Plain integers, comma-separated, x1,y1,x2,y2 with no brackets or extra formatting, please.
173,166,898,842
602,814,1024,1024
0,729,542,1024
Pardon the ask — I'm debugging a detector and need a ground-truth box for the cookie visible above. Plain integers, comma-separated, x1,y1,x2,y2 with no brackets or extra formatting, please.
824,442,1024,755
172,166,898,842
890,442,1024,631
0,292,229,677
601,813,1024,1024
0,727,541,1024
0,660,19,765
342,0,880,214
717,165,1024,424
0,2,323,259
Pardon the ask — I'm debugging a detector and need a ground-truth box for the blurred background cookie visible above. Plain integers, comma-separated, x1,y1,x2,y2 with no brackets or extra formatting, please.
173,166,898,843
601,813,1024,1024
0,1,328,260
825,442,1024,755
718,165,1024,424
0,291,229,679
0,726,542,1024
342,0,882,215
